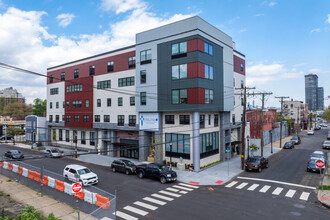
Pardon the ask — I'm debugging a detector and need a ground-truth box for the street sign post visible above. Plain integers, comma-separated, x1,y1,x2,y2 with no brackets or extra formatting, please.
315,160,325,191
72,182,82,193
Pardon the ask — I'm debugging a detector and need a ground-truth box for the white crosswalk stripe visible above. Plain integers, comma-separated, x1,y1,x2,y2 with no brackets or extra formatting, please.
272,187,283,195
124,206,148,216
179,183,199,188
143,197,166,206
285,189,296,198
236,182,248,189
134,201,158,211
299,192,310,201
166,187,179,192
247,184,259,191
159,190,181,197
259,185,271,193
225,181,238,188
116,211,138,220
179,190,188,194
173,185,194,191
151,193,174,201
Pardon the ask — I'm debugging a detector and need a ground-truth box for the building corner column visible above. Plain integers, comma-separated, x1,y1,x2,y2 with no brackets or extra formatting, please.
193,112,200,172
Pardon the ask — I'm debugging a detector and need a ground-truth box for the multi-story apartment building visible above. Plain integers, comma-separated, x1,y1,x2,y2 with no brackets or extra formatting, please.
305,73,319,111
46,16,245,170
282,100,307,131
318,87,324,110
0,87,25,105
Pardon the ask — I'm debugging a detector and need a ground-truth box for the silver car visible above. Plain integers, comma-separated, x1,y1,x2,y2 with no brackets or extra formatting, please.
323,140,330,149
44,148,63,158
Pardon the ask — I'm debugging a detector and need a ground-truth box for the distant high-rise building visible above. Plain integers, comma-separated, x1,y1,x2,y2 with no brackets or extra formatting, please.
318,87,324,110
305,74,318,111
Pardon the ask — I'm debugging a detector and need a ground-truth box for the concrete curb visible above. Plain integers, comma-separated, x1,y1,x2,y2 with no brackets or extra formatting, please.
317,189,330,209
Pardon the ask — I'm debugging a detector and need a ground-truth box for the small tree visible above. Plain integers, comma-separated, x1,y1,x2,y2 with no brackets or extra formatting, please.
249,144,259,157
6,126,24,145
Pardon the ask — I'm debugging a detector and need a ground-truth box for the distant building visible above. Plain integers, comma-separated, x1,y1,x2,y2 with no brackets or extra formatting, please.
318,87,324,110
0,87,25,105
25,115,47,144
304,73,324,111
282,100,308,131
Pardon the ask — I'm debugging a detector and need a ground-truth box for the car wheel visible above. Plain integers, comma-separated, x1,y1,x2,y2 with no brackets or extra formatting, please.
125,169,130,175
266,163,269,168
306,168,309,172
112,167,116,172
64,175,69,181
160,176,166,184
137,171,144,179
258,167,262,172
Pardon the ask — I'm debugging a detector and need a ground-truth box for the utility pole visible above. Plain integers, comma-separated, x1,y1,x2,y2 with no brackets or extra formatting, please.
275,96,290,149
297,106,300,134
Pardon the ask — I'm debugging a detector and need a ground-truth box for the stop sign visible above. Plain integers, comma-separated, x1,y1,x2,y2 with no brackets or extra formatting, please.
72,182,82,193
315,160,325,168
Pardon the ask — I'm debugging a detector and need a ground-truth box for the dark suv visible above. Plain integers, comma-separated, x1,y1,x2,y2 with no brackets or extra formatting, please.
111,159,136,175
135,163,177,184
245,156,268,172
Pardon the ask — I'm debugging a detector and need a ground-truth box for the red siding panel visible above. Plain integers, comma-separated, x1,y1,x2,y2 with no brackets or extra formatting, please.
188,88,205,104
197,39,204,52
198,62,205,78
187,38,205,53
234,55,246,75
188,62,205,79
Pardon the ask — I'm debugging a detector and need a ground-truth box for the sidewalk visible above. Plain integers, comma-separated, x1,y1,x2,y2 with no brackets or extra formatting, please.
317,154,330,208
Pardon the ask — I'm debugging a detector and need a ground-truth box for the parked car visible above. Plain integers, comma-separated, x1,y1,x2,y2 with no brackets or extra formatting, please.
310,150,328,164
314,125,321,130
307,130,314,135
323,140,330,149
307,158,324,173
327,132,330,140
0,135,13,141
321,123,328,127
135,163,177,184
44,148,63,158
283,141,294,149
245,156,269,172
4,150,24,159
290,136,301,144
63,164,98,186
111,159,136,175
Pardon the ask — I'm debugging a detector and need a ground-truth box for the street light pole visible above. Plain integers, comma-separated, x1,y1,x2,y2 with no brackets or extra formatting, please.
247,136,250,159
270,130,273,154
170,142,172,168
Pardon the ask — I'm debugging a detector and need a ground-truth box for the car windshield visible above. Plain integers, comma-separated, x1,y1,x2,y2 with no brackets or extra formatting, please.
311,154,323,159
292,137,298,140
159,165,170,171
247,158,260,163
51,149,59,153
324,141,330,144
284,142,291,145
11,150,20,154
124,161,134,166
77,168,91,175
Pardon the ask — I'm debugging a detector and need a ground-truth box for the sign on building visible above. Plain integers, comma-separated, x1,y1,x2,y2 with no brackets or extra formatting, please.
139,113,159,131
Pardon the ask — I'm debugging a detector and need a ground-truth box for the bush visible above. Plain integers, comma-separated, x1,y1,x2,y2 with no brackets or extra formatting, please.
318,185,330,190
200,160,221,169
47,213,60,220
17,206,43,220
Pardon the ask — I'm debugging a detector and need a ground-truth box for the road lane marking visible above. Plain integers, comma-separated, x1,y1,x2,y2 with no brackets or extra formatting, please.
247,184,259,191
236,182,248,189
259,185,271,193
299,192,310,201
159,190,181,197
166,187,179,192
116,211,138,220
272,187,283,195
225,181,238,188
237,176,316,190
179,190,188,194
179,183,199,188
151,193,174,201
134,201,158,211
285,190,296,198
173,185,194,191
124,206,148,216
143,197,166,205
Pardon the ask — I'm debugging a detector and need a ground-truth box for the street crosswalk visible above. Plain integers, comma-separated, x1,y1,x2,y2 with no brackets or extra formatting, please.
224,181,312,201
116,183,199,220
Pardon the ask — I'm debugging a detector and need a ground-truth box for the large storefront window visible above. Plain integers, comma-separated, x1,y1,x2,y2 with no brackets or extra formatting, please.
165,133,190,159
200,132,219,158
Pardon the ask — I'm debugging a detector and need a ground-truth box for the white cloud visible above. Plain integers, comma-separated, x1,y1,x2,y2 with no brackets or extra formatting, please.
255,14,264,17
239,29,247,33
56,13,75,27
100,0,146,14
326,14,330,23
310,28,320,33
246,63,287,76
269,2,277,7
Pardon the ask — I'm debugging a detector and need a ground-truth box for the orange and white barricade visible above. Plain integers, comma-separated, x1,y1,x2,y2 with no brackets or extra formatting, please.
64,182,73,195
3,162,8,169
84,190,97,205
12,164,18,173
48,177,55,188
22,168,28,177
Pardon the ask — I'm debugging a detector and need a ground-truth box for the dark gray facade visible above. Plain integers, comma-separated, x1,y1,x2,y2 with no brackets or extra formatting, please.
318,87,324,110
305,74,318,111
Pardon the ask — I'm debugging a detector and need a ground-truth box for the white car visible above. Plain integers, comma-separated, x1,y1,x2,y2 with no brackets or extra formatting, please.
63,164,98,186
307,130,314,135
44,148,63,158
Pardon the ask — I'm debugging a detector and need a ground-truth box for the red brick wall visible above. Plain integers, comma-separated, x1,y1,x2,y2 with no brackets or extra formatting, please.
247,109,277,139
234,55,245,75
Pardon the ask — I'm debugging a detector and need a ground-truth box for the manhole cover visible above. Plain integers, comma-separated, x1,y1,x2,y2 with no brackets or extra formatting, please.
290,211,302,216
293,204,306,209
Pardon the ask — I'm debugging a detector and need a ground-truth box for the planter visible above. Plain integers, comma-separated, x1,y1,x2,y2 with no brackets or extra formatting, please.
147,156,155,163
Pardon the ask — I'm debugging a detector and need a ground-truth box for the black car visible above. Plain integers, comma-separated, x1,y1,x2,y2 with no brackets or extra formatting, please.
245,156,268,172
111,159,136,175
0,135,13,141
135,163,177,184
283,141,294,149
5,150,24,159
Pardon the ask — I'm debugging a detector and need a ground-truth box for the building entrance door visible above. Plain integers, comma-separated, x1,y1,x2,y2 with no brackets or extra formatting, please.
120,145,139,159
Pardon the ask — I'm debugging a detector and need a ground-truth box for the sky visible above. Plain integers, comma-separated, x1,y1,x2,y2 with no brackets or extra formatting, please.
0,0,329,108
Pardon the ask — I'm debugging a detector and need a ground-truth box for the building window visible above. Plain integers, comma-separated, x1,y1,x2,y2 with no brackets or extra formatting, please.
50,88,59,95
65,130,70,142
66,115,71,124
66,84,82,92
140,92,146,105
97,99,101,107
84,115,89,122
128,56,136,68
90,132,95,146
179,115,190,125
204,42,213,55
106,98,111,107
205,89,214,104
85,100,89,108
97,80,111,89
66,101,69,108
49,75,53,83
118,115,124,126
62,115,65,121
63,101,65,108
241,98,244,106
55,115,59,123
232,114,235,125
205,64,214,80
130,97,135,106
200,132,219,159
240,63,244,72
208,114,211,125
172,89,187,104
129,115,136,127
74,115,79,122
104,115,110,122
107,61,114,72
172,64,187,80
214,114,219,127
118,77,134,87
165,133,190,159
172,41,187,55
233,78,235,87
81,131,86,145
200,115,205,128
49,115,53,122
118,97,123,106
73,130,77,143
61,72,65,81
74,69,79,78
140,49,151,64
95,115,100,122
290,104,293,108
59,129,63,141
89,65,95,75
165,115,174,124
241,80,244,88
140,70,146,83
72,100,82,108
56,102,59,109
50,102,52,109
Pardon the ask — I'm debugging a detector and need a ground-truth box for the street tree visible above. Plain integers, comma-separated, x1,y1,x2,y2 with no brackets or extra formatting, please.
32,98,47,116
6,126,24,144
322,109,330,120
3,102,32,119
